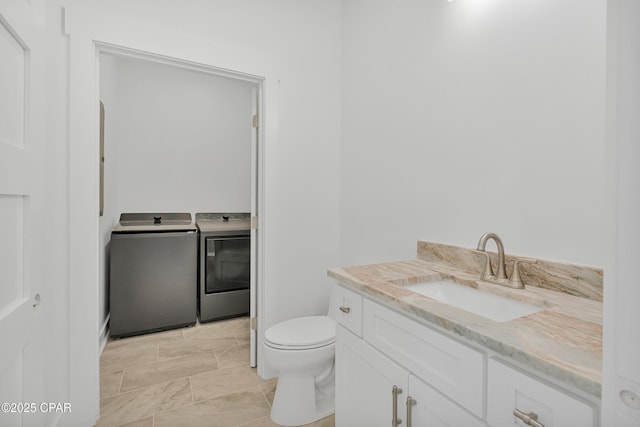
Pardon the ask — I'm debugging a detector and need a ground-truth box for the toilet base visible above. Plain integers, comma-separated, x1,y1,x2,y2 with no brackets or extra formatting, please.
263,316,336,426
270,373,335,426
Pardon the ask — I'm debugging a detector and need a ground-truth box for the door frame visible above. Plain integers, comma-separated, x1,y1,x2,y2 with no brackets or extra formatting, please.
602,0,640,424
65,7,274,424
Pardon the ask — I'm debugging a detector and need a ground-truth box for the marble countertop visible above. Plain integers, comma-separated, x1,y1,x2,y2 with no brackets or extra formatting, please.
328,258,602,398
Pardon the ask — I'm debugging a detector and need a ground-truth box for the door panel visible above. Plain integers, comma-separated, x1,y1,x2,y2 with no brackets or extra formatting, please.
0,196,23,312
0,357,22,427
0,16,25,148
0,0,46,425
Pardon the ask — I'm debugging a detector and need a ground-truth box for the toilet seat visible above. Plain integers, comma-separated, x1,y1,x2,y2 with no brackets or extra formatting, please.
264,316,336,350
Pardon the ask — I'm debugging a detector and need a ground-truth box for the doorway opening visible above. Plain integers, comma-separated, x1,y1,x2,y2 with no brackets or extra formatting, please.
97,46,263,369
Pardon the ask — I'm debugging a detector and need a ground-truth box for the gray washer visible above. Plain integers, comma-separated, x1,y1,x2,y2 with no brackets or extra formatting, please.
110,213,197,338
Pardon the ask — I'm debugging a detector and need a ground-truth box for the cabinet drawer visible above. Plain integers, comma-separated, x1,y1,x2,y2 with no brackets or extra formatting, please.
333,284,363,336
363,299,484,417
487,359,595,427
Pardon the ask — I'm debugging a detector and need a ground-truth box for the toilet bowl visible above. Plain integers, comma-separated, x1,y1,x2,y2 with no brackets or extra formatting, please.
264,315,336,426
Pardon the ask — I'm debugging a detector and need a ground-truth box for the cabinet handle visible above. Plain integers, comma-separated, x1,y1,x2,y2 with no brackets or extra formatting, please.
513,409,544,427
406,396,416,427
339,306,351,314
392,385,403,427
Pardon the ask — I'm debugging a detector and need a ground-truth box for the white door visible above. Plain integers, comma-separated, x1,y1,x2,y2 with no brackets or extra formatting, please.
249,85,259,367
0,0,46,426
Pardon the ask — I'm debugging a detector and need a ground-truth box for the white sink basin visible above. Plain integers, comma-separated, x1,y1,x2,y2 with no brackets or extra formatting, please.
404,280,543,322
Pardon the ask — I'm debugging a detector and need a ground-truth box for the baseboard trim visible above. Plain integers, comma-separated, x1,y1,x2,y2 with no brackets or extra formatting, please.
99,314,110,355
49,411,63,427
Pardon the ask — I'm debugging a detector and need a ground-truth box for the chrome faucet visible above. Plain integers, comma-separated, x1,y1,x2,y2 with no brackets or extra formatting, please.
475,232,537,289
476,232,507,281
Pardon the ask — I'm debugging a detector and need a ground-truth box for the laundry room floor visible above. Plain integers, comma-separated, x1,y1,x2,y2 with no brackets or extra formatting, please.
96,317,335,427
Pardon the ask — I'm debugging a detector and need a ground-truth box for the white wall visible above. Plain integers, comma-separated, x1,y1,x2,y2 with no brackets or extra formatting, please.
340,0,606,268
104,54,254,214
98,54,255,330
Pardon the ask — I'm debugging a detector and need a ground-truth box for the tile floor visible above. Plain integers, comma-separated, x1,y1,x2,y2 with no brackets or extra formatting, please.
97,317,335,427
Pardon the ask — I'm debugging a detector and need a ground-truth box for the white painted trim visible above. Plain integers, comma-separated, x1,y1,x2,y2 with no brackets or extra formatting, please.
249,85,258,368
97,42,264,84
602,1,618,425
64,8,277,423
603,1,640,425
254,74,275,380
49,412,63,427
99,314,110,355
66,32,101,426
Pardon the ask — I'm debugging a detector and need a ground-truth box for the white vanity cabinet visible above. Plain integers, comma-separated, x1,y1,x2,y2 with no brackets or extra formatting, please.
333,283,599,427
335,325,485,427
487,359,595,427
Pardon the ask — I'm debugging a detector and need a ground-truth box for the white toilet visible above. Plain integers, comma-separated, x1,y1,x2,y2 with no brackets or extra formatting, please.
264,300,337,426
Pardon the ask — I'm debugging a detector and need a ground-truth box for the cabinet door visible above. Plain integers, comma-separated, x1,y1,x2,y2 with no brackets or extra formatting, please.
336,325,409,427
408,375,485,427
487,359,595,427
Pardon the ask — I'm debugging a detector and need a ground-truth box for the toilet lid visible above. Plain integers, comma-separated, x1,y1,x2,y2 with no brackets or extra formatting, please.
264,316,336,350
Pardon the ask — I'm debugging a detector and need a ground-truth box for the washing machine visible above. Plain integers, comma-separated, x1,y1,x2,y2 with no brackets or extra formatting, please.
110,212,197,338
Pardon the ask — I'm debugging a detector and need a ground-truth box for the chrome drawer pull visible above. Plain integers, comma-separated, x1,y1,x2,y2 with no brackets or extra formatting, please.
406,396,416,427
513,409,544,427
339,306,351,314
392,385,403,427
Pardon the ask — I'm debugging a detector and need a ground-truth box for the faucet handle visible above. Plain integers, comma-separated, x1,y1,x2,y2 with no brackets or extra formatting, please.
509,258,537,289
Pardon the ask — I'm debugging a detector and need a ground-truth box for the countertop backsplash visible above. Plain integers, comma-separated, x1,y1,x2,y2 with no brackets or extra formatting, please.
417,241,603,301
